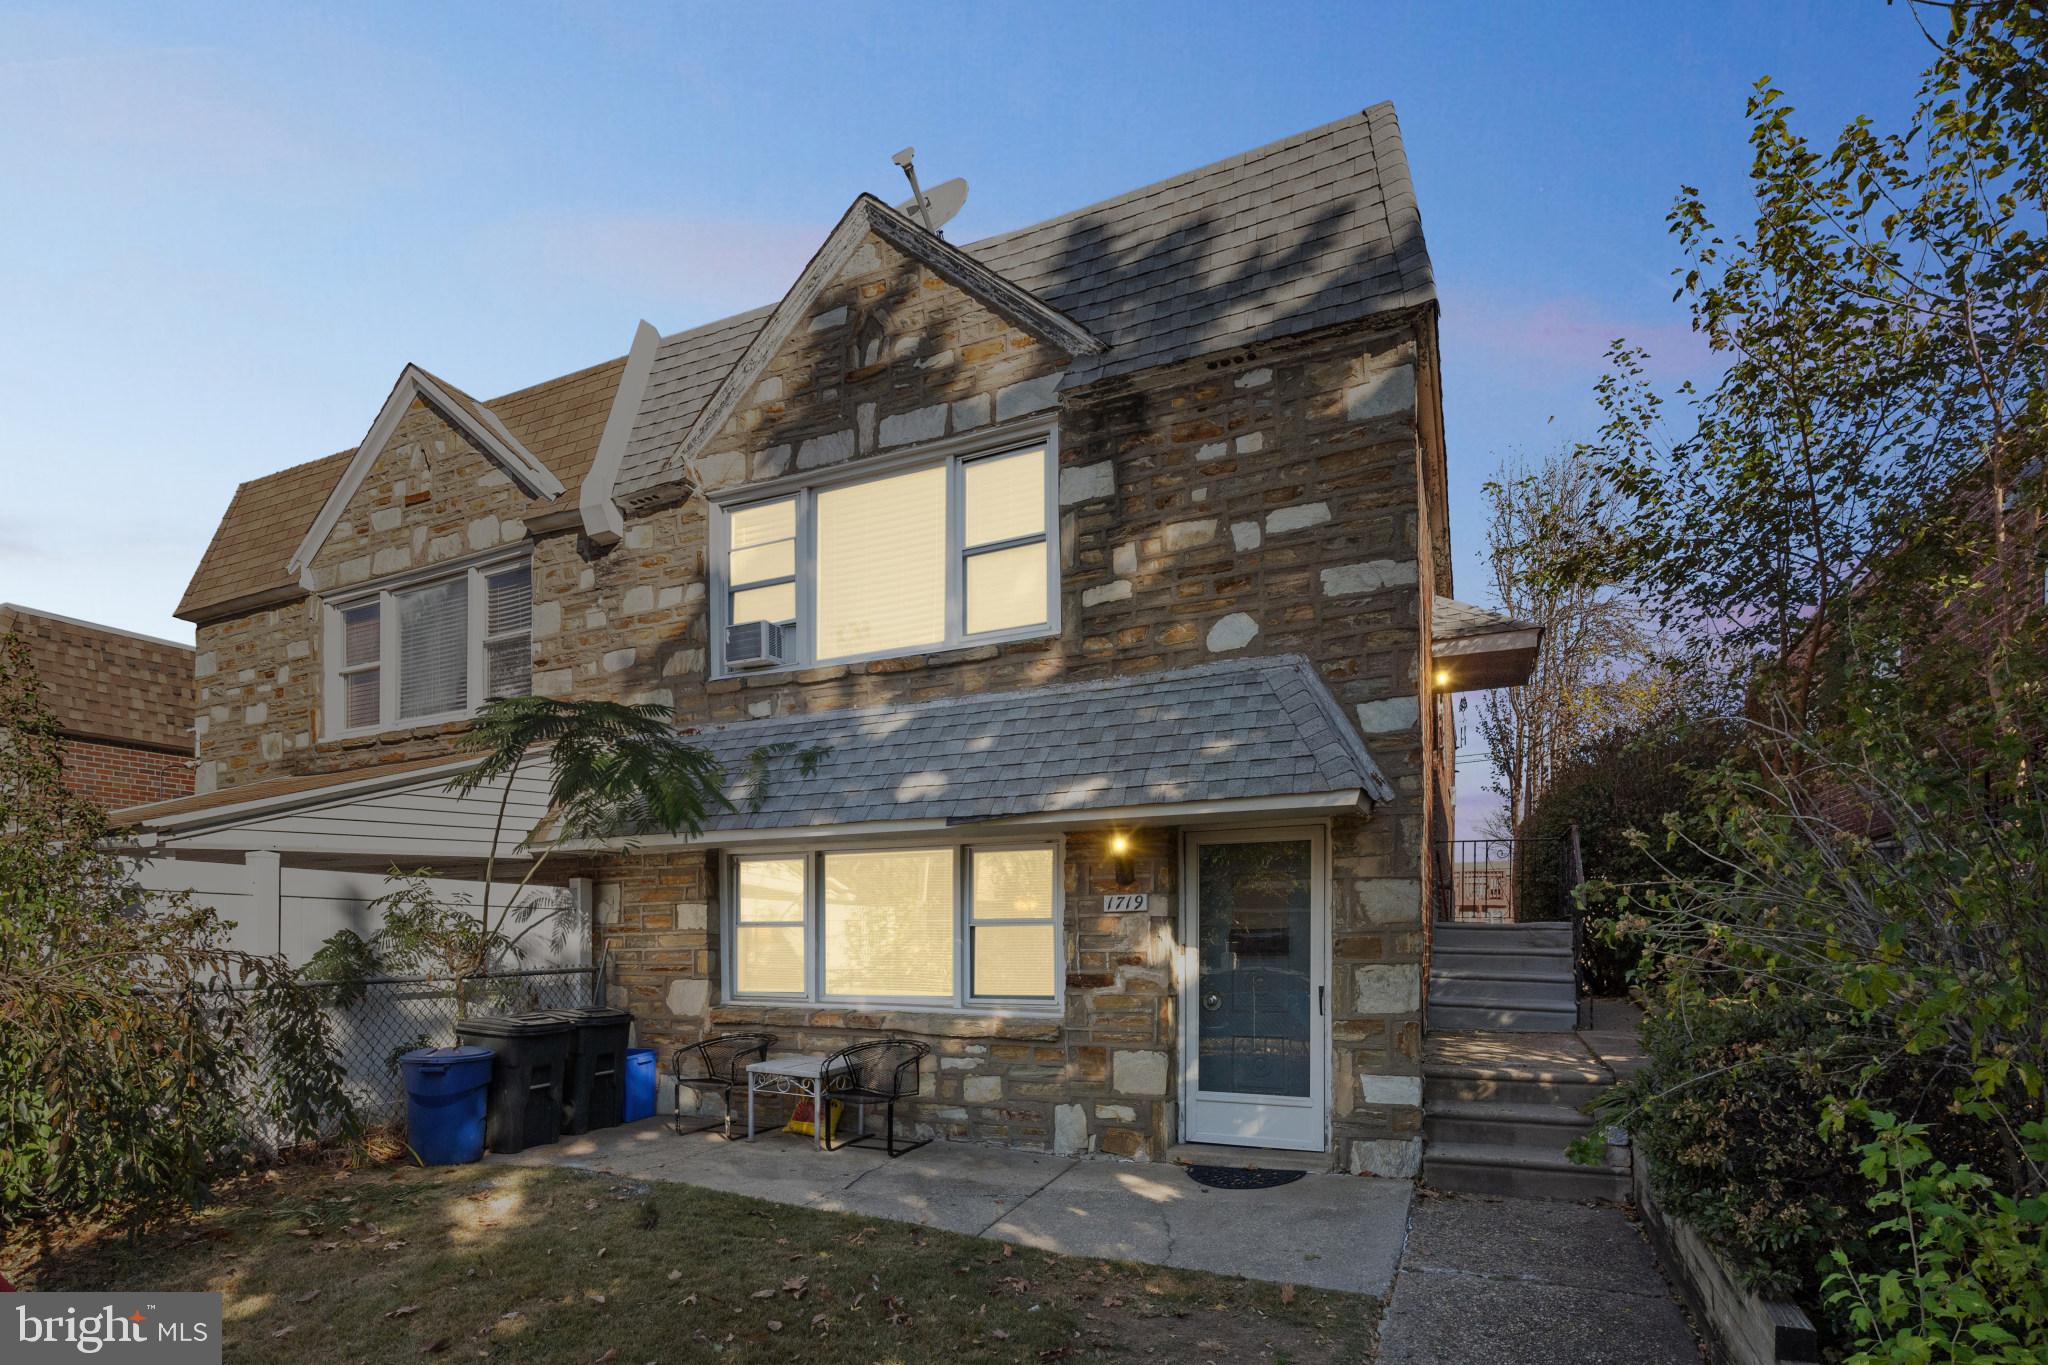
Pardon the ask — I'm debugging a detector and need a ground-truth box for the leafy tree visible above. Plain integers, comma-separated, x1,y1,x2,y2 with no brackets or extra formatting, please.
1556,7,2047,1354
1469,447,1662,836
1573,3,2045,723
0,634,355,1232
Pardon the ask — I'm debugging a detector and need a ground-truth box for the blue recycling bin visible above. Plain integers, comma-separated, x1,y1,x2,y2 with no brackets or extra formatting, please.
399,1045,494,1165
624,1047,658,1122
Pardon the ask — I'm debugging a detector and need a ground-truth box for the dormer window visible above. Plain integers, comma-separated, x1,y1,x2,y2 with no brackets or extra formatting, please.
323,554,532,737
712,429,1059,675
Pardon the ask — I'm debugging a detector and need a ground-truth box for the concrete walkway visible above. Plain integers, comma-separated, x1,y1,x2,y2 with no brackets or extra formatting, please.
1378,1191,1702,1363
491,1119,1413,1295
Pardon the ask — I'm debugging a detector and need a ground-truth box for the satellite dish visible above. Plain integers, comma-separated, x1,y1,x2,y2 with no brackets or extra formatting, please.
896,176,968,235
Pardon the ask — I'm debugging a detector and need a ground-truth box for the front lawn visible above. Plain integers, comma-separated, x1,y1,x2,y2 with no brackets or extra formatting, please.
6,1157,1378,1363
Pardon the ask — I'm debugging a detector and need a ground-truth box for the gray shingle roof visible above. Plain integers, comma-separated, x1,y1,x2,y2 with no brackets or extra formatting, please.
1432,595,1537,640
615,103,1432,499
666,655,1393,835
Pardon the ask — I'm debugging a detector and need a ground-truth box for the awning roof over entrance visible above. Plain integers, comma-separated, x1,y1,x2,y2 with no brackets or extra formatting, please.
626,655,1395,843
1432,596,1542,692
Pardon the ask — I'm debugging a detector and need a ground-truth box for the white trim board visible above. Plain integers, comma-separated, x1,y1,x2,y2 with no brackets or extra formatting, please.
288,364,567,581
579,320,661,544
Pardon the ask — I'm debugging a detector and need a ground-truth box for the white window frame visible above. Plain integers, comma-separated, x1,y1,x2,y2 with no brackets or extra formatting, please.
721,837,1065,1015
321,548,534,738
708,422,1061,677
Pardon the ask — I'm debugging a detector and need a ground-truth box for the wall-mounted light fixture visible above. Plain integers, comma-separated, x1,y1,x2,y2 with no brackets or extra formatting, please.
1433,666,1452,689
1109,831,1135,889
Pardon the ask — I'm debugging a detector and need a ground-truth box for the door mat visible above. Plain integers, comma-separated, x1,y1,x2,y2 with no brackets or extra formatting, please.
1184,1165,1307,1191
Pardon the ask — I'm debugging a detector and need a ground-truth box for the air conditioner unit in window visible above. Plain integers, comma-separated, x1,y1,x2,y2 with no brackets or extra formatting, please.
724,620,788,669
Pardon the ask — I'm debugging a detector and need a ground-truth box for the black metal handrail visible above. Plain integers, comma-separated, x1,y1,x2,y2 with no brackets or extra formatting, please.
1433,837,1563,923
1562,824,1589,1026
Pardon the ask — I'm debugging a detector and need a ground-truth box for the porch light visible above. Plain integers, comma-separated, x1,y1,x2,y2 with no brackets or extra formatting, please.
1109,831,1135,889
1433,666,1452,688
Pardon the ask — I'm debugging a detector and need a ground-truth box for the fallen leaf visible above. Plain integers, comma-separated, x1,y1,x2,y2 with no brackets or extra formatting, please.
680,1294,698,1307
594,1351,617,1363
750,1288,777,1300
1001,1244,1014,1258
667,1270,683,1282
384,1304,420,1319
419,1339,448,1355
810,1314,829,1328
992,1328,1011,1340
286,1228,312,1238
271,1326,294,1339
766,1321,783,1333
1280,1283,1297,1305
597,1247,608,1259
782,1275,808,1296
586,1292,607,1305
293,1290,321,1304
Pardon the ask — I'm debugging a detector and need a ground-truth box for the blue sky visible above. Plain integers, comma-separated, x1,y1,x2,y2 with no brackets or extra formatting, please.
0,2,1932,818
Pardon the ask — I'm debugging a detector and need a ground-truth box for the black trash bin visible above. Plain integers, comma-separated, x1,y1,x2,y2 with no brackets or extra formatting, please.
542,1007,634,1135
454,1013,575,1153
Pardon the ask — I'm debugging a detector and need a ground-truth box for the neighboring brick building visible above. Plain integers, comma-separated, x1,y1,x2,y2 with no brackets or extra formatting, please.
144,106,1538,1175
0,604,194,807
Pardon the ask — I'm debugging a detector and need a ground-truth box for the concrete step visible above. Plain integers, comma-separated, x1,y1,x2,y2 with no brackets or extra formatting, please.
1431,960,1575,986
1430,977,1576,1009
1425,1070,1610,1108
1424,1140,1630,1201
1164,1142,1335,1173
1435,924,1570,953
1427,1003,1581,1032
1423,1098,1599,1150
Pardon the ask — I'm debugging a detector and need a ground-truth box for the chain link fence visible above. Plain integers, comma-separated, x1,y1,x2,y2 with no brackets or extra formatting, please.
303,965,600,1126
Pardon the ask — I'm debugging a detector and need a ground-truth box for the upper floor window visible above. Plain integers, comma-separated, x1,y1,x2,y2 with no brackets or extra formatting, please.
324,555,532,736
713,435,1058,674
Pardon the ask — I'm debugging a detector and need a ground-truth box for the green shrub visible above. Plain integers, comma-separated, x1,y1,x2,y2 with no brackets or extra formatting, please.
1824,1112,2048,1365
1519,708,1735,993
0,634,356,1231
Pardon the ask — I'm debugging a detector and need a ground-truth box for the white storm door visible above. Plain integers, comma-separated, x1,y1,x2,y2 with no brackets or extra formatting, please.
1180,828,1328,1151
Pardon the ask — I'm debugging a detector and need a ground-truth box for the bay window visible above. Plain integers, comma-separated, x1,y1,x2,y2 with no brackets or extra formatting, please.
713,434,1057,673
725,842,1062,1010
323,556,533,735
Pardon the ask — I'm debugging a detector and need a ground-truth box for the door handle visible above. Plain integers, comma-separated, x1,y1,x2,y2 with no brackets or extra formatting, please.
1318,985,1325,1017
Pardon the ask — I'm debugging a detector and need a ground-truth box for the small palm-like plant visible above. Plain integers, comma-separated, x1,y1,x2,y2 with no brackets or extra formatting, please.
307,697,812,1022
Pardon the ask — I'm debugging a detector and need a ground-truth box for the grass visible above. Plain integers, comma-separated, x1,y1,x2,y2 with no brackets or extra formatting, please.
7,1156,1379,1363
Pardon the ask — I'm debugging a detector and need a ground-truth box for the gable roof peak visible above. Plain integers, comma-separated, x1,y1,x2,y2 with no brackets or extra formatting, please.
284,362,569,579
660,193,1101,490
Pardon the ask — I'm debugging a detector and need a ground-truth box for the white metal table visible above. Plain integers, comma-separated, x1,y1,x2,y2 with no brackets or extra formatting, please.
745,1052,857,1150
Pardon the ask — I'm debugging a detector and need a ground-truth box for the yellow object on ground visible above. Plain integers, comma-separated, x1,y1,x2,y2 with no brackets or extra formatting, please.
783,1098,842,1138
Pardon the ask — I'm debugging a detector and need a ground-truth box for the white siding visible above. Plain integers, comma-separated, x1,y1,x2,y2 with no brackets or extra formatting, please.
153,763,556,860
126,855,587,970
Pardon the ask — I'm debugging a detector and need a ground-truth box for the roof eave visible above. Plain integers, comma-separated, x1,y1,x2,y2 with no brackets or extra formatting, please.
554,789,1370,852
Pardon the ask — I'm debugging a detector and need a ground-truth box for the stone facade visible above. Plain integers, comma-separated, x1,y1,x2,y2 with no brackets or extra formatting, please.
185,229,1450,1173
600,828,1180,1161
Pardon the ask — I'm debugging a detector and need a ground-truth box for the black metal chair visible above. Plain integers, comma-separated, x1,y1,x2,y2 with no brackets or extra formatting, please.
821,1038,932,1157
670,1032,775,1138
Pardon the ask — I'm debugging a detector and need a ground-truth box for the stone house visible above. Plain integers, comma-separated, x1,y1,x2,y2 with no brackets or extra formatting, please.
121,105,1538,1175
1,603,194,807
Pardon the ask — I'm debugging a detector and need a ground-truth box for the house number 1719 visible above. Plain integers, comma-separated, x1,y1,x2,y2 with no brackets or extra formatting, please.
1104,894,1149,913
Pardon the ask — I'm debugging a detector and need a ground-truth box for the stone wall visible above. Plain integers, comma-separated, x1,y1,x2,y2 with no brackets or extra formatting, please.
592,825,1180,1161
